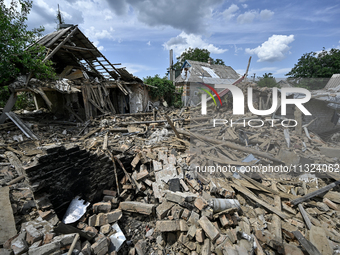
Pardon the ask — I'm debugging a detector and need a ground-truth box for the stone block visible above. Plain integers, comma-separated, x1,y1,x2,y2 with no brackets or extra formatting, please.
93,202,111,214
28,241,60,255
106,209,122,223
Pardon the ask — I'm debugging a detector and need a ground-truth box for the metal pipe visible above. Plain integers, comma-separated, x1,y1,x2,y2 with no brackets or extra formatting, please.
209,198,241,213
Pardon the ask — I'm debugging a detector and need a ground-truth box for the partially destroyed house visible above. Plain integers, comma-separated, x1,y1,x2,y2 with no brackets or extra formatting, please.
175,60,241,106
1,25,150,123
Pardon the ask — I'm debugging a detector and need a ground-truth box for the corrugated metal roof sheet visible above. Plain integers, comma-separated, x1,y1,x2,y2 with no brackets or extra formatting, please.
175,60,240,83
201,66,219,78
201,77,237,85
325,74,340,89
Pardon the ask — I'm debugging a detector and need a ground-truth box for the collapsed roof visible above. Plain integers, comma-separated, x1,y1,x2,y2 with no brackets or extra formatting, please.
175,60,241,84
28,24,142,83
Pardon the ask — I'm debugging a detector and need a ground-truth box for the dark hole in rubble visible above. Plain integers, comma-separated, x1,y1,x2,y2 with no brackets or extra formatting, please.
25,144,129,219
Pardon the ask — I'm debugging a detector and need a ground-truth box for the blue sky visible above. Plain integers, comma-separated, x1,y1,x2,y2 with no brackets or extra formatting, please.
15,0,340,79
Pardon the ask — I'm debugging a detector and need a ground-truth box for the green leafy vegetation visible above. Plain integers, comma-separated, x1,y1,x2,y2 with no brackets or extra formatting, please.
144,75,182,107
173,48,225,70
0,86,34,109
286,48,340,90
0,0,56,85
257,73,277,88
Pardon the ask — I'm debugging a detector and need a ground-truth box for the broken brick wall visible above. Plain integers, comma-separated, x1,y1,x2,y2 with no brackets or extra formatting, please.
25,144,125,218
129,84,150,113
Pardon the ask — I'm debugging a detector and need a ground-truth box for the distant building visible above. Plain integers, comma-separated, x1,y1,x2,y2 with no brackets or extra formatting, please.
277,79,294,88
175,60,241,106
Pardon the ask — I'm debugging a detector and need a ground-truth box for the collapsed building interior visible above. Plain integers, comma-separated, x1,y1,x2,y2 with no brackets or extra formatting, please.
1,24,149,125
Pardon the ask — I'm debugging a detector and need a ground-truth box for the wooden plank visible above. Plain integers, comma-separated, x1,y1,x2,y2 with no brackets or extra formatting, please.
101,84,116,114
79,127,101,140
90,86,102,109
106,150,120,196
43,26,79,62
0,93,18,124
88,98,106,113
253,235,266,255
97,86,105,108
32,87,52,110
294,108,302,135
82,85,91,120
289,179,340,206
5,151,24,175
62,45,96,52
102,133,108,151
0,187,17,245
65,69,83,80
239,173,297,200
65,105,84,123
59,65,73,78
178,129,284,164
292,231,322,255
271,181,282,243
165,115,180,138
231,184,289,220
114,156,139,192
291,188,312,230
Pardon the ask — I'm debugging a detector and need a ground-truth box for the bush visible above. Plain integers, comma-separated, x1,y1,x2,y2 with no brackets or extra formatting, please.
144,75,181,107
0,86,34,110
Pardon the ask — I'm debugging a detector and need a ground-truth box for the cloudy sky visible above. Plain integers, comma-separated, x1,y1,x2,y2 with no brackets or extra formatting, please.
18,0,340,79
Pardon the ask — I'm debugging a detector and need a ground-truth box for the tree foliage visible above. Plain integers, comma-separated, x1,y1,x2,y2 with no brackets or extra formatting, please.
173,47,225,70
144,75,174,102
286,48,340,78
286,48,340,89
257,73,277,88
0,0,55,85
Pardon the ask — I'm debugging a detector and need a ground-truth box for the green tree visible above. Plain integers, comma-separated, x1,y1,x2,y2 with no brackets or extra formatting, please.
257,73,277,88
286,48,340,89
144,75,176,104
213,58,225,65
0,0,55,85
173,47,225,70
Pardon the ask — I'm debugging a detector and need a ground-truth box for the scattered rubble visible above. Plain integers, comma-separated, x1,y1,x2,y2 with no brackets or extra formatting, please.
0,85,340,255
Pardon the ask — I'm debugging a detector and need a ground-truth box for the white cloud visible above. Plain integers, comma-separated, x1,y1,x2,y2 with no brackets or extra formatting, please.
274,68,292,75
121,63,155,74
84,26,114,41
242,4,248,8
147,41,151,46
92,40,104,51
223,4,239,21
163,32,227,56
237,9,274,24
245,34,295,62
250,67,278,73
237,10,257,24
259,9,274,20
234,44,243,54
83,26,115,51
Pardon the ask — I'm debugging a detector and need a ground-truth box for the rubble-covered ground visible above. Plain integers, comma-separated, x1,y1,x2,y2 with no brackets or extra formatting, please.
0,101,340,255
